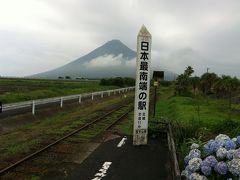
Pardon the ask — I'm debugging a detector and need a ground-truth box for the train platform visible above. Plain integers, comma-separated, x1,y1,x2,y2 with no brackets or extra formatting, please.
67,135,171,180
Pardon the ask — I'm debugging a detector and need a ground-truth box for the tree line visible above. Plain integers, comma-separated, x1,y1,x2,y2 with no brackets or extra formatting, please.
100,77,135,87
175,66,240,120
175,66,239,99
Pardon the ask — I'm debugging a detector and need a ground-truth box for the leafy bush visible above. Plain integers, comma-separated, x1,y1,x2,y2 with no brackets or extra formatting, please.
100,77,135,87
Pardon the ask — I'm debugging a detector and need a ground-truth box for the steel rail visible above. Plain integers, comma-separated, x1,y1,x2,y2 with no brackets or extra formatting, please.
0,104,132,175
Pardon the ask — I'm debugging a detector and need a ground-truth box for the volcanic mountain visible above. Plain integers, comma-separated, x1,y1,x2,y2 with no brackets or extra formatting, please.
30,40,175,80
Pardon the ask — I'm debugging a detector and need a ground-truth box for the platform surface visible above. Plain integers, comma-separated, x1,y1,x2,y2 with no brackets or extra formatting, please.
68,135,171,180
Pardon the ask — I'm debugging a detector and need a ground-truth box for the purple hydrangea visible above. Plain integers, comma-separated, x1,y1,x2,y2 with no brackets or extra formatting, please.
214,161,228,175
228,159,240,176
184,155,191,165
204,140,215,155
226,150,236,160
201,165,212,176
182,134,240,178
210,140,222,153
203,144,212,155
189,149,201,159
181,168,192,179
225,139,236,150
236,136,240,145
204,140,222,155
202,155,218,168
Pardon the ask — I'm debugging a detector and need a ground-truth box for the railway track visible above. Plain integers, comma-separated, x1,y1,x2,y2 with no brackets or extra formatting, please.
0,103,133,179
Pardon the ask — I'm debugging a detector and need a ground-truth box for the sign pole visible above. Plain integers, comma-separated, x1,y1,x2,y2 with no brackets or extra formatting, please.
133,25,152,145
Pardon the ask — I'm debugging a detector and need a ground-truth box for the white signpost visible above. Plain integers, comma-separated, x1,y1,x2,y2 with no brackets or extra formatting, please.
133,25,152,145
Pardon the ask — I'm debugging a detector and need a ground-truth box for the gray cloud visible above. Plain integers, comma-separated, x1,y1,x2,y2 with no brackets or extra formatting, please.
0,0,240,77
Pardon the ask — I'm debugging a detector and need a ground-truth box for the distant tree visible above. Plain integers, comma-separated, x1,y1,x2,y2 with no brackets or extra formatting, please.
221,75,239,120
124,77,135,86
100,77,135,87
175,66,194,95
190,76,200,95
184,66,194,77
58,76,63,79
65,76,71,79
200,73,218,94
100,78,108,85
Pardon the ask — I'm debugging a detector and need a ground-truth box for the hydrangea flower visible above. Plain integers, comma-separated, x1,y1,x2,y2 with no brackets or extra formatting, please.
225,139,236,150
201,165,212,176
189,172,207,180
191,143,200,150
215,134,230,148
189,158,202,172
209,140,222,153
204,140,215,155
236,136,240,145
183,134,240,178
202,155,218,168
226,150,236,160
184,155,191,165
233,148,240,159
181,169,192,179
232,138,237,143
215,134,230,142
228,159,240,176
189,149,201,159
214,161,228,175
216,147,227,159
203,144,212,155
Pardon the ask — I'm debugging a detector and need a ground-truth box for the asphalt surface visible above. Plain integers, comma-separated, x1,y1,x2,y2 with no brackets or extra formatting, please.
68,135,170,180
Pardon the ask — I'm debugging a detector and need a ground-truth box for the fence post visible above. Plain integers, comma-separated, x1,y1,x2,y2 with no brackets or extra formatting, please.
92,93,94,100
32,100,35,115
108,91,110,96
60,97,63,108
101,92,104,98
0,102,2,113
79,95,81,104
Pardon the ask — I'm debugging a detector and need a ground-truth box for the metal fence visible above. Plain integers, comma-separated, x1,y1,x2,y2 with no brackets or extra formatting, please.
1,87,135,115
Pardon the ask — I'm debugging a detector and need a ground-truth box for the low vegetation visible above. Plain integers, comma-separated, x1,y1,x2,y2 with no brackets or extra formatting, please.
154,67,240,173
0,92,134,167
0,78,118,103
100,77,135,87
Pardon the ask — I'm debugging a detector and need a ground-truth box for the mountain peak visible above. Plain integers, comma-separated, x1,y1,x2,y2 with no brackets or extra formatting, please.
107,39,121,43
77,39,136,61
101,39,132,56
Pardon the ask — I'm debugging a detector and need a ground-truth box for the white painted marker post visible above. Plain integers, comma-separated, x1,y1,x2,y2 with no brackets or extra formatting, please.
32,100,35,115
79,95,82,104
133,25,151,145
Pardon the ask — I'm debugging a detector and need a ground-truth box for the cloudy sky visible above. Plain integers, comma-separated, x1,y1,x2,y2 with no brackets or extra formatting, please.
0,0,240,77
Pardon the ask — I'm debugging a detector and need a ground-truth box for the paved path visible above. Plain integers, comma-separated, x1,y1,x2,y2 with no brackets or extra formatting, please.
68,135,171,180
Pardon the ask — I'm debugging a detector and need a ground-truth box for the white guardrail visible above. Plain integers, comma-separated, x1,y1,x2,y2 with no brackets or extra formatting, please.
2,87,135,115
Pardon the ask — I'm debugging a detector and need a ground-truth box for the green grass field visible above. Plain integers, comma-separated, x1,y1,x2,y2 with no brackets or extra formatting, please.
155,86,240,136
0,78,118,103
153,85,240,171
